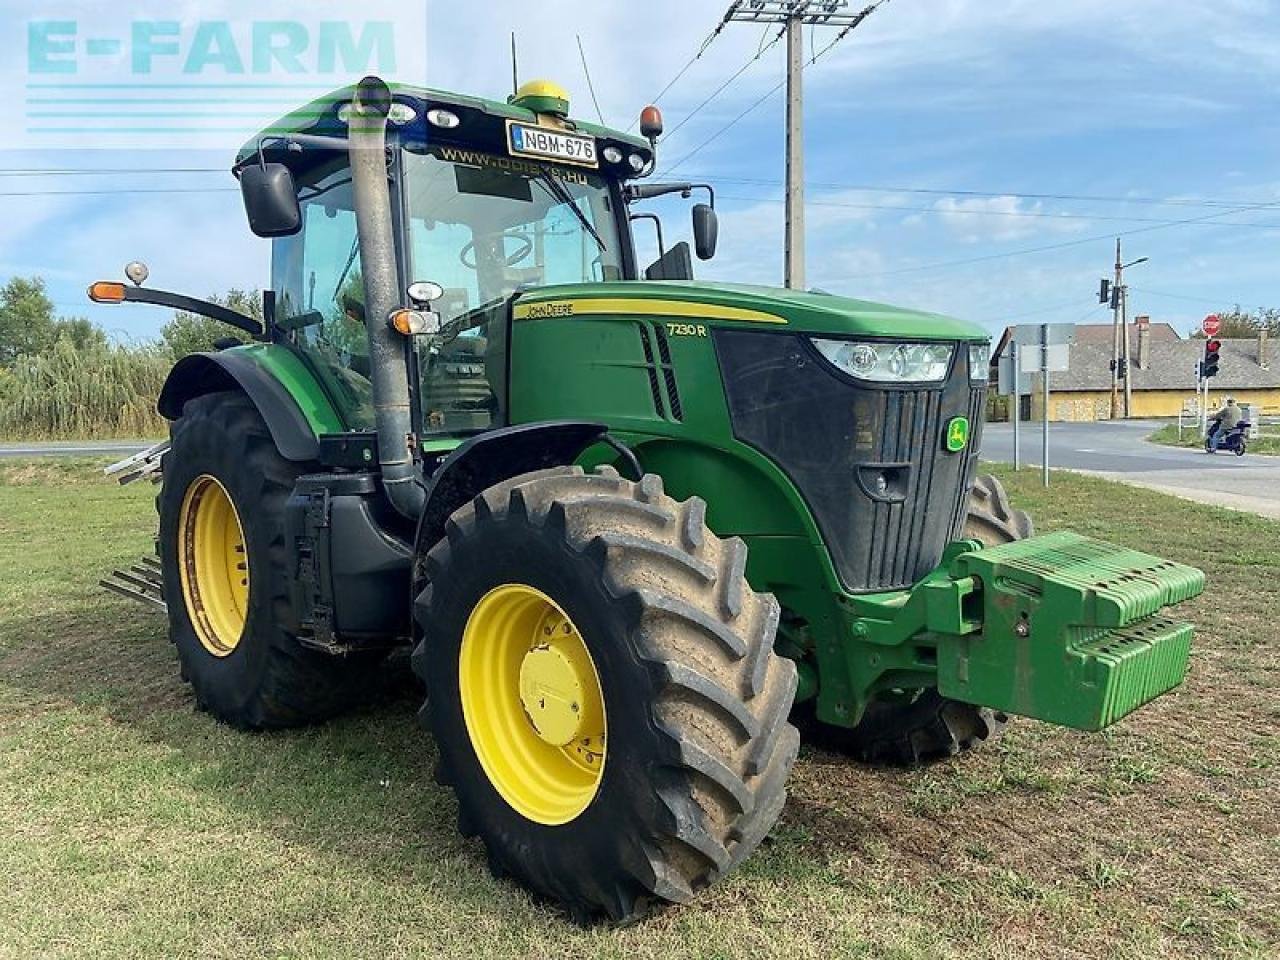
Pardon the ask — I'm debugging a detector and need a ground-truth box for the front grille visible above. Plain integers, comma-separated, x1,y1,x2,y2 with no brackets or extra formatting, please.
715,329,985,592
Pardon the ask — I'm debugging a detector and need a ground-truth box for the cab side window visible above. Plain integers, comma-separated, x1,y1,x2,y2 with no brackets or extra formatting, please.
271,162,374,429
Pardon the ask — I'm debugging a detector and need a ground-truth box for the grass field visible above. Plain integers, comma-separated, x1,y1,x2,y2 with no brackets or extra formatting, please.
1147,423,1280,455
0,460,1276,959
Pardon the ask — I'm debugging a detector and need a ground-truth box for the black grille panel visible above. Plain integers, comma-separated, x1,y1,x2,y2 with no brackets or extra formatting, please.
715,330,986,592
637,323,665,417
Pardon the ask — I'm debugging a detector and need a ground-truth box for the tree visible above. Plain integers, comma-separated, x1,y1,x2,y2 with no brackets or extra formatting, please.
160,289,261,359
0,276,106,365
51,315,107,352
0,276,56,366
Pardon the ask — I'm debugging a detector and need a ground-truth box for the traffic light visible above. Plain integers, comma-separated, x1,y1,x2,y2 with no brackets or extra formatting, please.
1110,285,1121,310
1099,279,1111,304
1117,357,1128,380
1202,338,1222,378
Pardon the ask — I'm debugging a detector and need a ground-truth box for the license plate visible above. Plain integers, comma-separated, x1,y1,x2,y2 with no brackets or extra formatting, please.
507,121,598,168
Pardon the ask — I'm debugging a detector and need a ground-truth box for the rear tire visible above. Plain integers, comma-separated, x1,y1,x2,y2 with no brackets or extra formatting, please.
159,391,376,728
412,466,798,922
836,474,1030,766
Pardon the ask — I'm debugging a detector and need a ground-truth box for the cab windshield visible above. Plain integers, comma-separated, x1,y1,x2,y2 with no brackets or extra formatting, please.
403,145,625,317
402,145,626,433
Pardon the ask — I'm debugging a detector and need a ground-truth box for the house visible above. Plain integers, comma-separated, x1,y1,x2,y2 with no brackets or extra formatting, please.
989,322,1280,422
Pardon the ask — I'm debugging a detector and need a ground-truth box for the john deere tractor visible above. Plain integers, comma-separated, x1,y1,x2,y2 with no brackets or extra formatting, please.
95,76,1204,922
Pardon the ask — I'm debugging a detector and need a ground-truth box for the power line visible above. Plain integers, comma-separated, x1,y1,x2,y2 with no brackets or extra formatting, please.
682,173,1280,210
841,201,1280,280
658,10,871,177
625,20,731,131
1128,286,1272,313
715,191,1280,228
0,187,236,197
0,167,225,176
660,26,785,143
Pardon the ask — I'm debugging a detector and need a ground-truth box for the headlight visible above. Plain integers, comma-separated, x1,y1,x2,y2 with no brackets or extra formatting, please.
601,146,623,164
969,343,989,382
811,339,954,383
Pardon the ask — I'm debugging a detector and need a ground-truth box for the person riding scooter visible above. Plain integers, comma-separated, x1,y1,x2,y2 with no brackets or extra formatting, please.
1207,396,1242,445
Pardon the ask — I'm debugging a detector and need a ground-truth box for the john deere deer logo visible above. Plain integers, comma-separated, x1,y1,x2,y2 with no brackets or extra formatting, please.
945,416,969,452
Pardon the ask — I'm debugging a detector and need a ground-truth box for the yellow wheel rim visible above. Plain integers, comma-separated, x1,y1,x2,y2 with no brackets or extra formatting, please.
177,474,250,658
459,584,607,825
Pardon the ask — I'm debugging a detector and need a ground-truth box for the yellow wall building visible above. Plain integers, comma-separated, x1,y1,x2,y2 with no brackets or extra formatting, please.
1027,387,1280,422
991,324,1279,422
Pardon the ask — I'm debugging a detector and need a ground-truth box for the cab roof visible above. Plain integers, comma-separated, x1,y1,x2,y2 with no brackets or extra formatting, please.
233,82,652,172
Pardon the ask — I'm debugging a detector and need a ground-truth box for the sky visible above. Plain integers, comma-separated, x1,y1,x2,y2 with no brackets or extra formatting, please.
2,0,1280,344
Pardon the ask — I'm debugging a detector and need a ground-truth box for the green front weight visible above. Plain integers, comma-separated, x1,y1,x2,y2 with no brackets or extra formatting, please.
937,531,1205,731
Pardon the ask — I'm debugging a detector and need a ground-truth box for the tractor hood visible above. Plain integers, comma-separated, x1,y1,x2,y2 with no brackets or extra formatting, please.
512,281,989,342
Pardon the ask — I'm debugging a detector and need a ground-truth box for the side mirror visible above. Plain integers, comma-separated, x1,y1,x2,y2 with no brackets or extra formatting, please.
692,203,718,261
240,162,301,238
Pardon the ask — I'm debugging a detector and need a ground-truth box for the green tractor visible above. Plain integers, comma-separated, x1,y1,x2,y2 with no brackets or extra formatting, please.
95,76,1204,922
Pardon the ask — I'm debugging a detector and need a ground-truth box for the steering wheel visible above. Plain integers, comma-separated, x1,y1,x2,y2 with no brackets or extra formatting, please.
459,231,533,270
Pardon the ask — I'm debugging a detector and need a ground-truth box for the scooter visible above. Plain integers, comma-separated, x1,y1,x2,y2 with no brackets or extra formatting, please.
1205,420,1250,456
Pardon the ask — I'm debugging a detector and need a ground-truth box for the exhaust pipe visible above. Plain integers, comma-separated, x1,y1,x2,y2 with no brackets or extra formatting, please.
349,75,424,519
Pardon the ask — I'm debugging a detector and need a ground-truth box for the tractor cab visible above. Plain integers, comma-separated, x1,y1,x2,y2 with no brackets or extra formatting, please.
235,79,712,439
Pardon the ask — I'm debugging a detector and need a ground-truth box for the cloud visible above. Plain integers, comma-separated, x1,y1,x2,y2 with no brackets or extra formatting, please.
932,195,1087,244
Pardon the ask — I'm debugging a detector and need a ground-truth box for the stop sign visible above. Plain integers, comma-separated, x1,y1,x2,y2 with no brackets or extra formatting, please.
1203,314,1222,337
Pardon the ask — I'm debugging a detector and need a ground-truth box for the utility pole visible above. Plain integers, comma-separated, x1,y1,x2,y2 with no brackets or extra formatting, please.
719,1,889,289
784,15,805,290
1110,239,1123,420
1122,282,1133,418
1103,239,1147,419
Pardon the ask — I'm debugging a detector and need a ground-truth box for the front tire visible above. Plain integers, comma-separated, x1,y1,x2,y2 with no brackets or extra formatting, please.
836,474,1030,766
159,391,375,728
412,466,798,922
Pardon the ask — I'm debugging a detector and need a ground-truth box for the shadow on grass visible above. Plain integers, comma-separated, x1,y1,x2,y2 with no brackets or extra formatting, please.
0,599,489,886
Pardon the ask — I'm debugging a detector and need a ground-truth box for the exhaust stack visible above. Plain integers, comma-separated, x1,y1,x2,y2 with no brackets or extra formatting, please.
348,75,424,520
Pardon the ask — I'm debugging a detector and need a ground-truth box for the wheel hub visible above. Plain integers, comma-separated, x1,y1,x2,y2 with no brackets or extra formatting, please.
519,641,590,746
178,474,249,658
458,584,607,825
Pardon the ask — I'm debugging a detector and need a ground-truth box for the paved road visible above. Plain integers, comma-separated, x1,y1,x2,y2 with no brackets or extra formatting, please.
981,419,1280,518
0,440,151,459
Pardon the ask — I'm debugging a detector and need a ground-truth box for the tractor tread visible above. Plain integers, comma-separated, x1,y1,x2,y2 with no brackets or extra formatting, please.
159,392,377,730
411,465,797,923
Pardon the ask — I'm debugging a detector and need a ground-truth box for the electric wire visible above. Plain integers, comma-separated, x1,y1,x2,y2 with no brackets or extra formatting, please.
625,20,730,131
660,26,785,143
841,201,1280,280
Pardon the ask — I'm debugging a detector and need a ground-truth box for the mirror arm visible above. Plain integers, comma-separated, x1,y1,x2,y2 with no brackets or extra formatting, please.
625,181,693,202
628,213,666,258
118,287,264,339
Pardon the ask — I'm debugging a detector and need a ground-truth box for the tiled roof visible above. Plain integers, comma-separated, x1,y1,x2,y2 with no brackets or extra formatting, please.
1010,338,1279,391
991,322,1180,360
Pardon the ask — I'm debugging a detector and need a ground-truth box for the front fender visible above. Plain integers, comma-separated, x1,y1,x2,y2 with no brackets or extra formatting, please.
413,421,609,554
158,346,344,462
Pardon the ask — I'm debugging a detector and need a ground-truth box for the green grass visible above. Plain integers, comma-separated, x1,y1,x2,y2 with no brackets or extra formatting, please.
1147,422,1280,455
1,460,1278,958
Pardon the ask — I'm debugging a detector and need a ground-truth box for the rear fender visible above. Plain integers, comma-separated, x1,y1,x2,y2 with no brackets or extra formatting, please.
158,348,341,462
